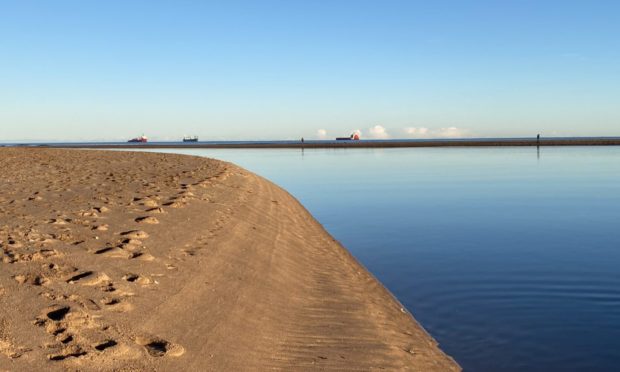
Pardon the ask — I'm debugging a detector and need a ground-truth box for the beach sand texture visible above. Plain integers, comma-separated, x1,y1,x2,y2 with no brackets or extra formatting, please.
0,148,459,371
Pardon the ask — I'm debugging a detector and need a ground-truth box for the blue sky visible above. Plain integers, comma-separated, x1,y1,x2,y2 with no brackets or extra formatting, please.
1,0,619,141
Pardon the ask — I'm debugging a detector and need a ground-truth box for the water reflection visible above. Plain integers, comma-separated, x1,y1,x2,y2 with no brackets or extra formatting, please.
137,146,620,372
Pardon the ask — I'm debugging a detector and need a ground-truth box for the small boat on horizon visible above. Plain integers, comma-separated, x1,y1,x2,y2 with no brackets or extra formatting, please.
128,135,148,143
336,132,361,141
183,136,199,142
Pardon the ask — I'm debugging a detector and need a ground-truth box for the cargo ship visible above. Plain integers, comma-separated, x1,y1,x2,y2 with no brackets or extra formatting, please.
128,135,148,143
336,133,360,141
183,136,199,142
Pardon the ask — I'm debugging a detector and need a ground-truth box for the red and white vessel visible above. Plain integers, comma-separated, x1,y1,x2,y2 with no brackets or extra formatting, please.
128,135,148,143
336,132,361,141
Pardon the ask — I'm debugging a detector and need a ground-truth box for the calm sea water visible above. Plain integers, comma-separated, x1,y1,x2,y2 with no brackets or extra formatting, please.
141,146,619,371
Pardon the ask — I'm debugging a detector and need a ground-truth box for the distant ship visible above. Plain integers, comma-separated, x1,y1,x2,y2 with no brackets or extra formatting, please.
183,136,199,142
336,133,361,141
128,135,148,143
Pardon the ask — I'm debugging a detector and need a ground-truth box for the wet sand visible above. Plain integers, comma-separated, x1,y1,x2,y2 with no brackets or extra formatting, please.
0,148,459,371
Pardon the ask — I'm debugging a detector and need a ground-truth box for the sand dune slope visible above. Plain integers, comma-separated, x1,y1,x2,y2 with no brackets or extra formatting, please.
0,149,459,371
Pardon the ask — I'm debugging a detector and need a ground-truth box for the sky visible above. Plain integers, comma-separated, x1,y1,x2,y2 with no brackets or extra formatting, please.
1,0,619,141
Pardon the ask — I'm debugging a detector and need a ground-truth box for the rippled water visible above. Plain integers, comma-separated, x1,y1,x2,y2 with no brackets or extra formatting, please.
139,146,620,371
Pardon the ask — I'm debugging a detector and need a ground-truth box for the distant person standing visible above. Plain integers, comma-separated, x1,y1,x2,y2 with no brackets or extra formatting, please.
537,134,540,145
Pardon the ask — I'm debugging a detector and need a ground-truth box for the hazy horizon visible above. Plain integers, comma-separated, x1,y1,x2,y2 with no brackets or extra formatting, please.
3,135,620,145
2,1,619,141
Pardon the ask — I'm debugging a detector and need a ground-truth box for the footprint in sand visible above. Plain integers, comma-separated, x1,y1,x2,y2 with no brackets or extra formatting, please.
162,201,184,208
47,345,87,361
146,207,166,214
134,216,158,224
122,273,154,286
177,190,195,197
64,271,95,284
8,248,59,263
121,230,149,240
121,238,142,246
181,248,197,257
134,336,185,357
100,297,134,312
135,252,155,261
93,339,117,351
95,246,132,259
34,305,71,335
118,239,143,252
48,218,68,225
68,294,101,311
92,224,109,231
95,246,143,260
13,273,49,286
94,206,110,213
80,211,98,218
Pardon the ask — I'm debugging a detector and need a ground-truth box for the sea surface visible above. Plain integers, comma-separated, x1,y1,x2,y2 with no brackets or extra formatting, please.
141,146,619,372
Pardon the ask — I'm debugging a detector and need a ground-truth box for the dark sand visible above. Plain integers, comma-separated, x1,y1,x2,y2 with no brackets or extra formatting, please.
0,149,459,371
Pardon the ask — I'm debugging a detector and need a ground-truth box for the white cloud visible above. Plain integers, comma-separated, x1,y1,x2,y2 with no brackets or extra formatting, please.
367,125,389,139
316,129,328,139
403,126,469,139
404,127,429,136
436,126,469,138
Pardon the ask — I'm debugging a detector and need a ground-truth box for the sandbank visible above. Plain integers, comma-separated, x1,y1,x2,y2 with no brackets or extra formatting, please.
0,148,459,371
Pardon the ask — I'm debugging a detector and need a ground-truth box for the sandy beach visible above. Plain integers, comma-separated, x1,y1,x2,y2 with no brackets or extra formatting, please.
0,148,459,371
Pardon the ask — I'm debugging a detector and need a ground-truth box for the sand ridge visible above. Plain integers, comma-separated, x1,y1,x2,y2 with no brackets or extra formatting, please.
0,148,459,371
